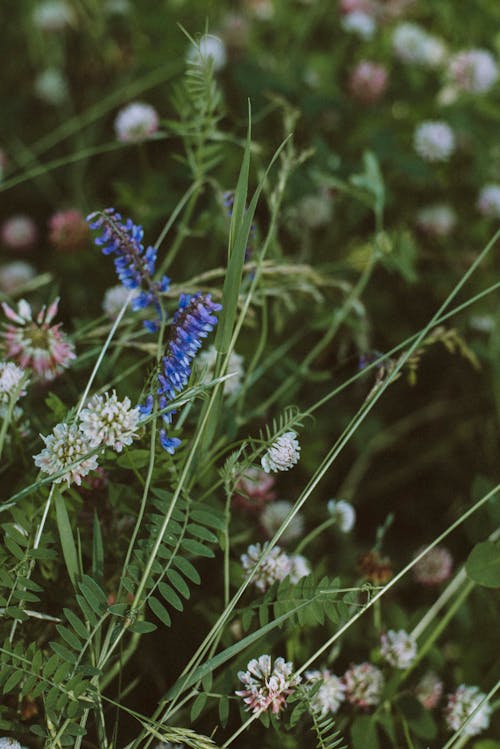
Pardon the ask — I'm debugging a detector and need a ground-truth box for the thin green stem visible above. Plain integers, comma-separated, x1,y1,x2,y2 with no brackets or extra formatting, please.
76,291,134,417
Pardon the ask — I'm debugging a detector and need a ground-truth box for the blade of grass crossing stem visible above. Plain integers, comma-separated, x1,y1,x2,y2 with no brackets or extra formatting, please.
55,490,80,587
164,599,311,702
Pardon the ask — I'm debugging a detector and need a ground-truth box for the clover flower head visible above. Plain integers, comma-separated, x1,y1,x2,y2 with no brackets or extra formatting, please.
0,362,28,404
416,204,457,237
142,292,221,453
0,739,24,749
448,49,498,94
341,11,376,39
34,68,68,105
380,629,417,669
392,23,446,67
241,542,292,591
349,61,388,103
343,662,385,708
0,262,36,294
305,669,346,715
33,1,75,31
236,655,301,715
288,553,311,583
34,422,98,486
48,209,89,251
114,102,160,143
1,215,37,251
196,344,244,395
154,743,184,749
294,190,333,229
477,184,500,219
79,391,140,452
416,671,443,710
2,298,75,382
87,208,170,331
413,545,453,585
444,685,492,736
414,121,455,162
233,467,276,512
188,34,227,71
102,285,132,320
261,431,301,473
327,499,356,532
261,500,304,544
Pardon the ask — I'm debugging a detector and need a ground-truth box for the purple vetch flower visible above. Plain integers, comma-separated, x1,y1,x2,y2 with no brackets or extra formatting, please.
141,292,222,453
86,208,170,331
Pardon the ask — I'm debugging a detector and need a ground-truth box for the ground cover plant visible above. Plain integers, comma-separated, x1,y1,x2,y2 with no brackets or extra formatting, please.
0,1,499,748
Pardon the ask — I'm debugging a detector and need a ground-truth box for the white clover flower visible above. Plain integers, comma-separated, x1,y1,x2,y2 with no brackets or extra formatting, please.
34,68,68,105
413,545,453,585
392,23,446,67
343,662,385,708
154,743,184,749
0,739,24,749
236,655,301,715
188,34,227,71
33,1,75,31
1,215,37,251
79,391,140,452
261,500,304,544
102,285,132,320
477,184,500,219
294,191,333,229
416,204,457,237
448,49,498,94
0,261,36,293
341,11,376,39
327,499,356,532
444,685,492,736
0,362,28,404
469,315,494,333
196,344,244,395
288,553,311,583
305,669,346,715
416,670,443,710
241,542,291,591
380,629,417,669
261,431,300,473
33,422,99,486
414,121,455,162
114,102,160,143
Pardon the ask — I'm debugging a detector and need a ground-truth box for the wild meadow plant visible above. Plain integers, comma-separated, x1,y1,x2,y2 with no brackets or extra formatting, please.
1,7,500,749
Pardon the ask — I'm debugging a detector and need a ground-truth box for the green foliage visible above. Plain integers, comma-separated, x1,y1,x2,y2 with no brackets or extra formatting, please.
466,541,500,587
